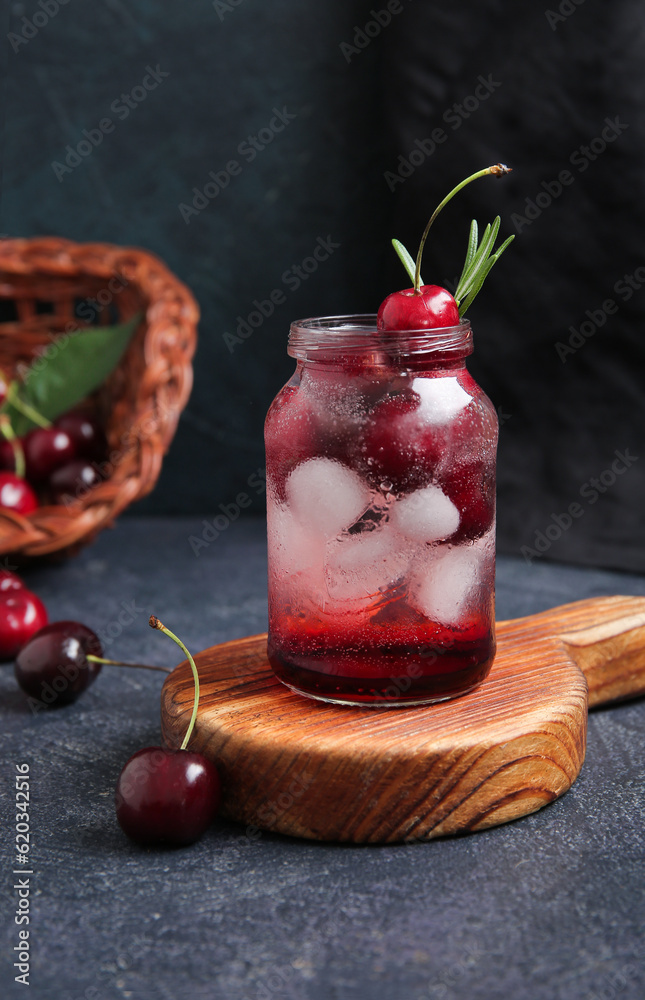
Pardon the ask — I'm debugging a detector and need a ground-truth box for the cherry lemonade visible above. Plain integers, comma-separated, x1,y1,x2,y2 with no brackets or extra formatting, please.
265,317,497,705
265,165,512,706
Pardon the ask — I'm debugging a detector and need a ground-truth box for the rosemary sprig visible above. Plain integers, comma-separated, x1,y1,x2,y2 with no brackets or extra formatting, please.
389,163,514,319
454,218,514,316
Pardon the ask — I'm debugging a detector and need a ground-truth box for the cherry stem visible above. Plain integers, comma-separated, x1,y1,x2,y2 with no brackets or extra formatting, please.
86,654,171,673
413,163,512,293
149,615,199,751
7,383,52,429
0,415,25,479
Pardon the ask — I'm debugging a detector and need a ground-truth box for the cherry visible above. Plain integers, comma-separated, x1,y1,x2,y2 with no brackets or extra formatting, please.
49,461,102,506
24,427,76,482
378,164,513,333
55,412,106,461
115,746,220,848
115,616,221,847
0,569,24,592
0,439,16,471
0,590,48,661
0,472,38,514
0,372,7,408
358,389,441,493
377,285,460,332
265,385,320,501
444,459,496,541
14,620,102,707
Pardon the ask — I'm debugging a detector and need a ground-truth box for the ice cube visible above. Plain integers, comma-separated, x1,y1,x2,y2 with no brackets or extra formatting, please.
412,375,471,426
390,483,460,542
410,528,495,625
324,525,411,602
286,458,370,538
268,500,326,601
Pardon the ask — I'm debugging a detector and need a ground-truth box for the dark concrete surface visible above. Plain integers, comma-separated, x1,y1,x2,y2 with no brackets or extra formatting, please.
1,517,644,1000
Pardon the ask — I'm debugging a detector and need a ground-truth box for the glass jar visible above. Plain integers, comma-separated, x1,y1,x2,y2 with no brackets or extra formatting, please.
264,315,497,706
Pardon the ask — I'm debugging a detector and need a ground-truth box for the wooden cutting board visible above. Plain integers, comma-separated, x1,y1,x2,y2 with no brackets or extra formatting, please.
160,596,645,844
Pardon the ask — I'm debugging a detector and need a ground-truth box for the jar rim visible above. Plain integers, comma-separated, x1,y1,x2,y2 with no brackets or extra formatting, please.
288,314,472,359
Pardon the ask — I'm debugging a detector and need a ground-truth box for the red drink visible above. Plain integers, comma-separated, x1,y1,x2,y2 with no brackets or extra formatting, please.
265,316,497,706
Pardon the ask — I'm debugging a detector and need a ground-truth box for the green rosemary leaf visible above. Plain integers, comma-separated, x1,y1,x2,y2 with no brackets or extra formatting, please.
457,222,493,295
458,257,497,317
455,220,479,290
391,239,421,285
492,234,515,260
455,217,504,301
468,216,500,280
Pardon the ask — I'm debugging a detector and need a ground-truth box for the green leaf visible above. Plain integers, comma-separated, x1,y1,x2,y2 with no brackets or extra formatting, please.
455,219,479,292
464,219,479,271
459,217,501,297
458,258,497,317
492,233,515,260
457,222,492,296
5,314,141,436
391,238,421,285
454,217,514,316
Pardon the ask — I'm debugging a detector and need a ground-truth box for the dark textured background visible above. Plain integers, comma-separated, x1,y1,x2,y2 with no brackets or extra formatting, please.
1,1,644,569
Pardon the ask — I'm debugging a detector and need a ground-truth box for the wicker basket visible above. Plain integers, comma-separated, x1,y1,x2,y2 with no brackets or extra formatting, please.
0,237,198,559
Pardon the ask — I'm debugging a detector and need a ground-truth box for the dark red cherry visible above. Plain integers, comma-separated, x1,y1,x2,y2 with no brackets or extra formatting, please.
265,385,319,501
443,460,496,541
0,372,7,408
358,389,441,492
24,428,76,482
14,620,102,707
50,460,102,506
115,746,221,847
0,569,24,593
0,472,38,514
377,285,460,332
0,590,48,661
0,438,15,470
55,412,107,460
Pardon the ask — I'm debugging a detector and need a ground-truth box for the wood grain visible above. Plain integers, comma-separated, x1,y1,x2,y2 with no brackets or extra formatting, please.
160,596,645,844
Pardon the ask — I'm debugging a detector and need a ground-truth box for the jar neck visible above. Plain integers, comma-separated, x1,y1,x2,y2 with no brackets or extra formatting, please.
288,314,473,369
